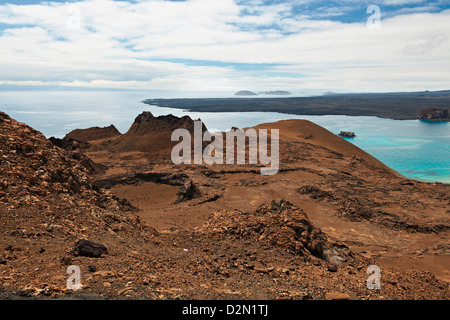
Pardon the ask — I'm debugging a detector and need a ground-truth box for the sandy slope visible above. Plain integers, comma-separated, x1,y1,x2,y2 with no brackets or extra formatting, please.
253,119,401,177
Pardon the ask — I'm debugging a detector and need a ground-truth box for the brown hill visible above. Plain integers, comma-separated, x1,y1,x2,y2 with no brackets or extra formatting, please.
109,111,206,157
64,124,121,142
252,119,401,177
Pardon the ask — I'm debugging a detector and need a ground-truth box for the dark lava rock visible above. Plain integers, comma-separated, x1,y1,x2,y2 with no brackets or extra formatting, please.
175,180,201,204
61,256,72,265
328,265,338,272
72,239,108,258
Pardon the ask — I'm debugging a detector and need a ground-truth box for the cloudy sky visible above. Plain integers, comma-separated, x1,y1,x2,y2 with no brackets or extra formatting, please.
0,0,449,93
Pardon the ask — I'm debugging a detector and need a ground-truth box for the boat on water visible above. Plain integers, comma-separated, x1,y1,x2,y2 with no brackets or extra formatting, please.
338,131,356,138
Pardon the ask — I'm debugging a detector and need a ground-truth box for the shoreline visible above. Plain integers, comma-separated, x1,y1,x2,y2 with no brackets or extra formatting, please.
142,91,450,121
143,101,450,122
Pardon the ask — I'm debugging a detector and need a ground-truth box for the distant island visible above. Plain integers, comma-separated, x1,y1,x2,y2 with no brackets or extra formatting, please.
258,90,292,95
234,90,292,96
144,89,450,121
234,90,257,96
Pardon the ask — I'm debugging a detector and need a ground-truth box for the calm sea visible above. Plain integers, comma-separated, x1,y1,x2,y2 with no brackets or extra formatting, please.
1,90,449,184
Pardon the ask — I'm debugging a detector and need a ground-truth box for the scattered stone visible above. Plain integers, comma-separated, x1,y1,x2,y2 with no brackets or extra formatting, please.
327,265,338,272
174,180,201,203
255,267,274,274
325,292,351,300
88,265,97,272
198,200,350,262
118,287,133,296
280,268,290,275
61,256,72,266
72,239,108,258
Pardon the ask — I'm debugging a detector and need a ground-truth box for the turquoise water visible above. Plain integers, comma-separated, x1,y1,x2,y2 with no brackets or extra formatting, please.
0,90,448,184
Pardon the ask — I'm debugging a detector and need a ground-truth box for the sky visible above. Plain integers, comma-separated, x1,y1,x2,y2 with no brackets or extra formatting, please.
0,0,449,93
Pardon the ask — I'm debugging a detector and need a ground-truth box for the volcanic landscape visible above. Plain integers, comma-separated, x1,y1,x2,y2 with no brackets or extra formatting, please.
0,110,448,300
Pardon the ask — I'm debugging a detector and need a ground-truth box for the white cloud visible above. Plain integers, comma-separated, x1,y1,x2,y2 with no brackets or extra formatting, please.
0,0,449,92
381,0,427,5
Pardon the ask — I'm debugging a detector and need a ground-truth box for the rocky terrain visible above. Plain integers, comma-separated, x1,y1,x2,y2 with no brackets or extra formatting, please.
418,108,449,121
0,110,448,300
64,124,121,142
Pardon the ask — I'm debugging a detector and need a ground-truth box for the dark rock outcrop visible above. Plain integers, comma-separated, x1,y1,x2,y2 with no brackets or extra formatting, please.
175,180,201,204
418,108,449,120
72,239,108,258
64,125,121,142
109,111,207,156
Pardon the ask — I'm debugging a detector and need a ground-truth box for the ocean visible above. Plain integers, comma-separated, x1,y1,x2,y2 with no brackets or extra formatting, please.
0,90,449,184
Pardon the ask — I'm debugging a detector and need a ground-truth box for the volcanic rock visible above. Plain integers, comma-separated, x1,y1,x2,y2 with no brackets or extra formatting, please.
199,200,353,264
0,111,161,298
418,108,449,120
64,125,121,142
109,111,207,156
175,180,202,204
1,110,449,300
72,239,108,258
49,137,106,174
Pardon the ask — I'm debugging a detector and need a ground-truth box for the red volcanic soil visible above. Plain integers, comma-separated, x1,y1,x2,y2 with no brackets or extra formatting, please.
0,110,449,300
